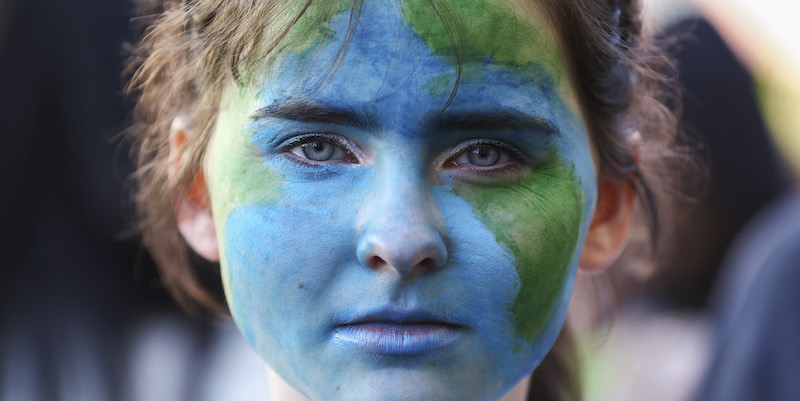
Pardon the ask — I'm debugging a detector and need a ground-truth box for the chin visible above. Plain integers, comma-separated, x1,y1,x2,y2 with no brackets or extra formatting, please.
280,344,534,401
310,367,503,401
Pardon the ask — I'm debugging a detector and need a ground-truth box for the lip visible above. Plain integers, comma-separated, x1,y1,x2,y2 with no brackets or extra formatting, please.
333,310,466,355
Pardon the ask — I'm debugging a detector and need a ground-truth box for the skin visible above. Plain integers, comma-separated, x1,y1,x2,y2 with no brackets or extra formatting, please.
204,0,597,400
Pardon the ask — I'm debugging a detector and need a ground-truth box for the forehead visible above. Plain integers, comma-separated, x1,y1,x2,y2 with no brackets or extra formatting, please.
244,0,572,131
256,0,566,93
399,0,562,71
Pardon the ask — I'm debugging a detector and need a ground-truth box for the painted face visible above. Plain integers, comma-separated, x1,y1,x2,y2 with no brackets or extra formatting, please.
206,0,597,400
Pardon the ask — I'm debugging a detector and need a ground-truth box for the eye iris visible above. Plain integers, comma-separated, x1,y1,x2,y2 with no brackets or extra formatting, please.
301,140,335,161
467,146,500,166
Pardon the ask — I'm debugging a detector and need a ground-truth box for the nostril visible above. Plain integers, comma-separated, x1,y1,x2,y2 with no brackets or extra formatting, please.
356,228,448,275
417,257,436,270
368,255,386,269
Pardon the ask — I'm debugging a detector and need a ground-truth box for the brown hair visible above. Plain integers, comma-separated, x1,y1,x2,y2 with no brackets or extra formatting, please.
126,0,681,399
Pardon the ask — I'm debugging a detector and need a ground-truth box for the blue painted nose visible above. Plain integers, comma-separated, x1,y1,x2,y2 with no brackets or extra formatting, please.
356,174,448,278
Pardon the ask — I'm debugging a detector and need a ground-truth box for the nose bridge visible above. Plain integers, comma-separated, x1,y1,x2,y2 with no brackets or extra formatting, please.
356,156,448,276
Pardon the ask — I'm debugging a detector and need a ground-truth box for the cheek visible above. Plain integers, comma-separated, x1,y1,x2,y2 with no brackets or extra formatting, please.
215,168,368,356
222,206,287,347
222,203,354,349
453,153,586,343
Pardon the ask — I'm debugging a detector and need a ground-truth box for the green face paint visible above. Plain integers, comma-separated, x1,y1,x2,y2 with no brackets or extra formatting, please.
207,87,282,295
424,74,456,97
453,151,583,344
275,1,352,55
402,0,564,78
403,2,584,342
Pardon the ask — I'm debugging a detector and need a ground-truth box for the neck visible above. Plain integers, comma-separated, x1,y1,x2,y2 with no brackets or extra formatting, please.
267,367,307,401
266,367,532,401
501,375,532,401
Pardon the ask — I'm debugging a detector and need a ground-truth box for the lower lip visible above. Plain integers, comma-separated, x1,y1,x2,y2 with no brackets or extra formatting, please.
333,323,464,355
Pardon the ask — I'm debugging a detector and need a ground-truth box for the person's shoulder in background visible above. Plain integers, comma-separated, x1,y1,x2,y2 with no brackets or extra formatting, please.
697,189,800,401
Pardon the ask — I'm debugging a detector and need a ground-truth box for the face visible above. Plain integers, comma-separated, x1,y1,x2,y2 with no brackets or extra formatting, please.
205,0,597,400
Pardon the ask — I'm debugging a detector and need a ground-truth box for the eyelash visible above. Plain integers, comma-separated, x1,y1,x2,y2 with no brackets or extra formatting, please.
280,133,360,166
441,139,527,175
279,134,527,176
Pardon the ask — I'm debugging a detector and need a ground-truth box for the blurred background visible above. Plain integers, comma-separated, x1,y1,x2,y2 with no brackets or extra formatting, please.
0,0,798,400
577,1,800,401
0,1,267,400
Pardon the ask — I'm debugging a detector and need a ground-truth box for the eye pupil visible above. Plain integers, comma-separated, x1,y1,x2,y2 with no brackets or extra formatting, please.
467,146,500,166
302,140,335,161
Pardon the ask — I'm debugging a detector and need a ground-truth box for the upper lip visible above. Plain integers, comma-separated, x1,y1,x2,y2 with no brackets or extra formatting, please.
337,308,465,328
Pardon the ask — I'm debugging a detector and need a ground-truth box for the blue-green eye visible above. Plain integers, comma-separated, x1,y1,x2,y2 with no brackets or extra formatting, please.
467,146,500,166
299,140,335,161
452,144,510,167
287,136,358,164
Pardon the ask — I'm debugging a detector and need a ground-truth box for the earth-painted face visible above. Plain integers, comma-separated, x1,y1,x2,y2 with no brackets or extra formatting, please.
205,0,597,400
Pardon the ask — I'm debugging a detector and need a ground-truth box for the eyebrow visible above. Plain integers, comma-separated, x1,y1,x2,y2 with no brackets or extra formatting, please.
254,100,557,135
434,110,558,135
253,100,374,131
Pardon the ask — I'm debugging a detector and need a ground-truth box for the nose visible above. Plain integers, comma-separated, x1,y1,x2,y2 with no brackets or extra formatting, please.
356,179,448,277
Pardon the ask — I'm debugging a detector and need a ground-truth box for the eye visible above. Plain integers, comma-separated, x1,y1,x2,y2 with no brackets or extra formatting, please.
448,144,512,169
291,140,338,161
440,140,530,181
285,135,359,165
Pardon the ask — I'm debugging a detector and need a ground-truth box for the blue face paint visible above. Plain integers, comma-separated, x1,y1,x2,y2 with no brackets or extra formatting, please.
206,1,598,400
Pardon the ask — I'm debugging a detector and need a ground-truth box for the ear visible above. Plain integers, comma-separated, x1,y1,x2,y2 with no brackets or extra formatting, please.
171,117,220,262
578,177,636,272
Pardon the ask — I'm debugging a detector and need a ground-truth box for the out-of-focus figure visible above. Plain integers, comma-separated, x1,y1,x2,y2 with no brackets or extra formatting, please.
0,1,267,400
696,190,800,401
580,1,798,399
653,18,793,309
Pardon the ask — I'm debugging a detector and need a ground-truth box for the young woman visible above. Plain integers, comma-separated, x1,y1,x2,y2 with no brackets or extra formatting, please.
128,0,678,399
